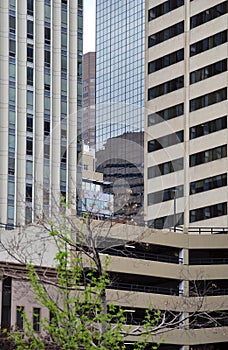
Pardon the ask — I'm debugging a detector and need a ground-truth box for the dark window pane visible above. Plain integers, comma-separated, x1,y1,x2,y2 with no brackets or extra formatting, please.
27,20,33,39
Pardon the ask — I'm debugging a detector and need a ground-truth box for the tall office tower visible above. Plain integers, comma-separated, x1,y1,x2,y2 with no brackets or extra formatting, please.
0,0,83,228
96,0,145,221
145,0,227,229
82,52,96,148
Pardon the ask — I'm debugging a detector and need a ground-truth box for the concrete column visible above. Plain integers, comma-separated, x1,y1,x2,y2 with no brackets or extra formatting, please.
51,0,61,215
0,2,9,226
34,0,44,220
16,1,27,225
183,0,190,229
68,0,78,210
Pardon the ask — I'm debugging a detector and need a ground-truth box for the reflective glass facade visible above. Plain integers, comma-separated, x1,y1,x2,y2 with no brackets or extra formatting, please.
96,1,144,222
96,0,144,150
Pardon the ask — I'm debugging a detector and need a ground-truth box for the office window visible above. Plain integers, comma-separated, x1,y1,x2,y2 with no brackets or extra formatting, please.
190,116,227,139
148,49,184,74
26,160,33,179
8,181,15,199
61,55,67,72
9,87,16,103
27,67,33,86
9,15,16,34
190,2,227,29
190,59,227,84
190,173,227,195
148,103,184,125
9,110,16,127
190,202,227,223
190,145,227,167
44,3,51,21
27,20,33,39
26,184,32,202
45,27,51,44
8,158,15,175
26,137,33,155
44,96,50,112
9,132,15,151
148,185,183,206
16,307,24,330
44,50,51,67
190,88,227,112
148,21,184,47
27,114,33,132
25,206,32,224
9,39,16,57
61,32,67,49
148,0,184,21
9,0,16,9
190,30,227,57
148,157,183,178
33,308,40,332
61,146,67,163
27,0,34,16
27,91,33,110
148,130,184,152
44,120,50,136
44,72,51,90
61,100,67,115
148,213,184,229
148,76,184,100
1,277,12,330
44,144,50,159
27,44,33,63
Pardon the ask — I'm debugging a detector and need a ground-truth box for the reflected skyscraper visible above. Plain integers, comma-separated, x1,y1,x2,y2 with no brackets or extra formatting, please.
96,1,145,221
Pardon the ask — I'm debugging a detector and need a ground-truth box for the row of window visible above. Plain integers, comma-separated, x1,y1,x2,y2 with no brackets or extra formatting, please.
148,0,184,21
148,213,184,229
148,131,183,153
148,157,183,179
148,103,184,125
148,49,184,74
190,173,227,195
148,185,183,206
190,59,227,85
148,21,184,47
190,1,227,29
190,145,227,167
148,202,227,227
190,88,227,112
190,202,227,223
190,116,227,139
190,30,227,57
148,76,184,100
16,306,41,332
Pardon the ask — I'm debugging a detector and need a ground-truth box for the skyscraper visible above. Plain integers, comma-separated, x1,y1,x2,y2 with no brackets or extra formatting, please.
96,0,145,220
0,0,82,227
145,0,227,229
82,51,96,148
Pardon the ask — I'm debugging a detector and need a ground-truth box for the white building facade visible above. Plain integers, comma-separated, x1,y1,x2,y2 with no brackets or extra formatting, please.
145,0,227,229
0,0,82,227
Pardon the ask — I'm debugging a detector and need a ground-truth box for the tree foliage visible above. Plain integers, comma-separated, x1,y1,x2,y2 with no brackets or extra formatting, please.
5,218,160,350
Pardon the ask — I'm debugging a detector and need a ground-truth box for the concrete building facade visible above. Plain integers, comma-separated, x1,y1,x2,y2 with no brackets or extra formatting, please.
0,223,227,349
144,0,228,229
0,0,82,227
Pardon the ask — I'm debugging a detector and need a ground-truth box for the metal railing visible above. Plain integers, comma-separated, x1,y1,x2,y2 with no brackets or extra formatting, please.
170,226,228,234
190,257,228,265
102,248,179,264
108,281,182,296
190,288,228,297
